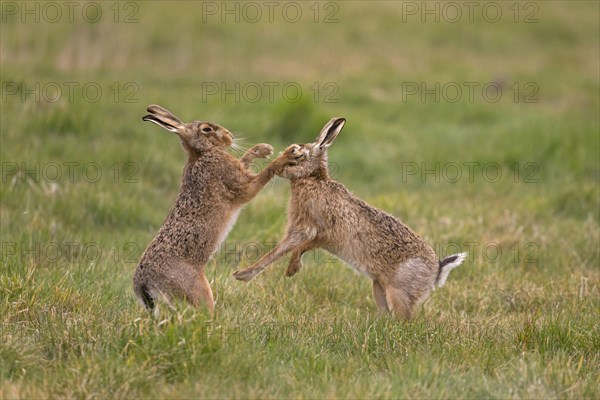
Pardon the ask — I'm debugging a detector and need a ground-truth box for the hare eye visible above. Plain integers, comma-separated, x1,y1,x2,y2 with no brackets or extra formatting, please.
201,127,212,133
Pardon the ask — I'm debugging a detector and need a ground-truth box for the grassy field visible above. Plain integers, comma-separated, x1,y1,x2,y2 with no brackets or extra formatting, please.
1,1,599,398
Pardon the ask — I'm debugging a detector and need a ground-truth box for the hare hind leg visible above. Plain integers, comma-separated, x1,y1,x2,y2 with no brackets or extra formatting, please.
172,262,214,313
384,257,438,319
384,285,414,320
188,270,214,313
233,230,315,282
372,280,389,313
285,240,320,277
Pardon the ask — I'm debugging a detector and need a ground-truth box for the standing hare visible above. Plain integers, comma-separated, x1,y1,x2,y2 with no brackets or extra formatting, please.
133,104,295,312
233,118,466,319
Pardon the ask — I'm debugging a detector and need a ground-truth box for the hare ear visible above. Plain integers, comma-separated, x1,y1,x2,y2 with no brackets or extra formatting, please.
146,104,182,123
142,104,185,133
315,117,346,149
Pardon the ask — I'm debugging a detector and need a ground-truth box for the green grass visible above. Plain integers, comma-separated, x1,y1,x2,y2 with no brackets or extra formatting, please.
1,1,599,398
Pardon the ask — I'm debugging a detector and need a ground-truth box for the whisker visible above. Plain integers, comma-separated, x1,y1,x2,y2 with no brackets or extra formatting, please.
232,141,248,150
232,132,254,155
230,143,248,155
231,142,248,150
232,132,247,139
232,139,249,150
233,140,248,148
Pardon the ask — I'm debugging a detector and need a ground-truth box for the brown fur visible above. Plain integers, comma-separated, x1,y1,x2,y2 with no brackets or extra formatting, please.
133,104,295,312
233,118,464,319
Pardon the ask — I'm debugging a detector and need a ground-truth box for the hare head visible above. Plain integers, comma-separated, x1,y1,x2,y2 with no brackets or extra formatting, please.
143,104,234,155
278,117,346,180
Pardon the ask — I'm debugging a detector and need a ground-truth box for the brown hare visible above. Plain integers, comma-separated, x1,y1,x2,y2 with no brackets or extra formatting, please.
233,117,465,319
133,104,295,313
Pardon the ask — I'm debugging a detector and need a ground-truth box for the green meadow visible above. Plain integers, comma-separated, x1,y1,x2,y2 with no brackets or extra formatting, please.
1,1,598,398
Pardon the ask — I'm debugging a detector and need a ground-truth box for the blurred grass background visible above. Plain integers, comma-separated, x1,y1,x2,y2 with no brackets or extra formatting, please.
1,1,599,398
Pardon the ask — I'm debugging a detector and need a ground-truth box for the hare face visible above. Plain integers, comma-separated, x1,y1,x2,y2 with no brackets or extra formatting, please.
142,105,235,155
278,143,327,180
185,121,234,152
278,117,345,181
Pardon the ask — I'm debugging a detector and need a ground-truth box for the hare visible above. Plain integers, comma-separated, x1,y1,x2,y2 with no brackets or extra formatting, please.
233,117,466,319
133,104,295,313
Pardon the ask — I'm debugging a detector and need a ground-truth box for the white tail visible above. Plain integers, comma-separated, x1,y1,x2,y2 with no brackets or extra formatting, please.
436,252,467,287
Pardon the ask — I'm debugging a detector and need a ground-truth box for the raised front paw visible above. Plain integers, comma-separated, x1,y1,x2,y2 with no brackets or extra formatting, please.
249,143,274,159
273,150,299,170
232,268,258,282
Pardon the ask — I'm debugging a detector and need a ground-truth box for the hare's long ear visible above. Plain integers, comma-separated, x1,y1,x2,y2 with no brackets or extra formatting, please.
142,104,185,133
314,117,346,149
146,104,182,123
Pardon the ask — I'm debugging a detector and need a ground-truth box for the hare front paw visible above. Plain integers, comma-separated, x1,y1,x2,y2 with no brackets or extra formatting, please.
274,152,299,169
249,144,274,159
